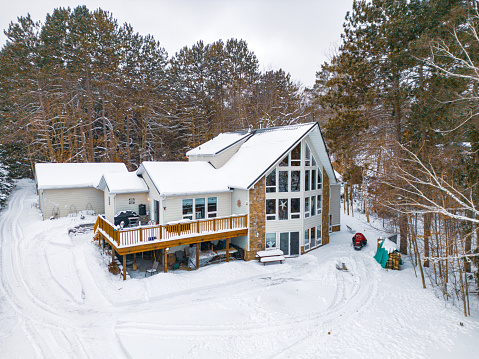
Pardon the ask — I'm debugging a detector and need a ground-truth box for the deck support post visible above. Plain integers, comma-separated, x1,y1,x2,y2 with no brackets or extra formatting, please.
133,253,137,271
111,247,115,262
164,248,168,273
123,255,126,281
196,244,200,269
226,237,230,262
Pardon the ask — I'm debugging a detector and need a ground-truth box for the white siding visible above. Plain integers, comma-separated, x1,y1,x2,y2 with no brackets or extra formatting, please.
138,171,161,220
41,187,104,219
104,189,115,223
162,192,231,223
330,184,341,226
231,189,248,215
115,193,149,215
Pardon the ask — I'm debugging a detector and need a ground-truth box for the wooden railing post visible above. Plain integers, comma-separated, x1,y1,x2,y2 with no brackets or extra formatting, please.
140,228,143,242
159,225,162,240
177,224,181,237
213,218,216,231
230,216,232,229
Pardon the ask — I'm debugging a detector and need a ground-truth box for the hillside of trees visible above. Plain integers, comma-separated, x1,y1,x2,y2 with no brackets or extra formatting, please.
0,1,478,313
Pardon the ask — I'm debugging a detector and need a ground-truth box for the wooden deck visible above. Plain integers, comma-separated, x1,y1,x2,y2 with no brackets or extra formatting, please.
94,214,248,256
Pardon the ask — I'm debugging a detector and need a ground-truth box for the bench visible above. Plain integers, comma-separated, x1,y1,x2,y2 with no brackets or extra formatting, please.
260,255,285,265
256,249,285,265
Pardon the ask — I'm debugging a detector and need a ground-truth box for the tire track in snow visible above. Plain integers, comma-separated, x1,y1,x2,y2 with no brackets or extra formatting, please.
0,183,126,358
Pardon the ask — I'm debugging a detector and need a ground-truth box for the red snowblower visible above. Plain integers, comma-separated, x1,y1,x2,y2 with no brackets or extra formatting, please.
352,232,367,250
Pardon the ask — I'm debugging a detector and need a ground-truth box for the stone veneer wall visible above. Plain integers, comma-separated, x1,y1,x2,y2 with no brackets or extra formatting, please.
245,176,266,261
322,167,330,245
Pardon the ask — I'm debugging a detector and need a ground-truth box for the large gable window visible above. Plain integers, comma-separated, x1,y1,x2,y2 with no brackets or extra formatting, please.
291,171,301,192
305,197,310,218
291,198,300,219
305,170,310,191
305,145,311,166
266,169,276,193
291,144,301,166
266,199,276,220
317,195,322,215
317,169,322,189
278,199,288,220
279,171,289,192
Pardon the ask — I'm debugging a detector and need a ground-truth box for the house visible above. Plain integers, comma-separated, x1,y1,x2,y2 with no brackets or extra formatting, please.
36,122,340,277
97,172,149,224
35,162,128,219
184,121,341,259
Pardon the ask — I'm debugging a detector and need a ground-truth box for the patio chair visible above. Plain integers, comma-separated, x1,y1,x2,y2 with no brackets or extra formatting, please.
145,261,159,277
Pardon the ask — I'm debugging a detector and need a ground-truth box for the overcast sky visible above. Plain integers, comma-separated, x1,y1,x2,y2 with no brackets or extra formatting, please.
0,0,354,88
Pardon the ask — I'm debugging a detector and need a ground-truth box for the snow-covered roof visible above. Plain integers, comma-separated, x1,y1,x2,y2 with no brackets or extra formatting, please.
35,163,128,190
98,172,148,194
186,132,252,156
217,122,320,189
137,161,231,196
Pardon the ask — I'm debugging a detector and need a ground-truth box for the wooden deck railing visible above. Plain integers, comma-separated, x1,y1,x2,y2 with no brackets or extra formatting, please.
94,214,248,248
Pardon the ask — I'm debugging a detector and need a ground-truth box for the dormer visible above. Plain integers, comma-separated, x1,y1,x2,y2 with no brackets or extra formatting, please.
186,132,252,169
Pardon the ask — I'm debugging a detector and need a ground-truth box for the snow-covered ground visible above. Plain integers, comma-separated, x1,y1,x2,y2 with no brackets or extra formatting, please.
1,179,479,358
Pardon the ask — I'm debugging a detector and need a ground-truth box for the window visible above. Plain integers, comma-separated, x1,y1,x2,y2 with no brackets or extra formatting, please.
317,226,322,241
312,169,316,190
291,171,301,192
304,229,310,249
311,196,316,217
305,197,310,218
208,197,217,218
266,199,276,220
266,233,277,249
291,198,300,219
182,199,193,220
305,170,310,191
279,171,289,192
311,227,316,247
305,145,311,166
317,195,322,215
129,198,135,204
279,155,288,167
317,169,322,189
108,196,111,206
266,169,276,193
279,199,288,220
312,155,317,167
195,198,205,219
291,144,301,166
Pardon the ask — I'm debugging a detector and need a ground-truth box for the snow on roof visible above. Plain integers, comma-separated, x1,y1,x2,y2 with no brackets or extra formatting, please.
35,163,128,190
98,172,148,194
186,132,252,156
217,123,317,189
137,161,231,196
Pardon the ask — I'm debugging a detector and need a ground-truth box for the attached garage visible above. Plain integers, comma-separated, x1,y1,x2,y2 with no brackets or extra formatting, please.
35,163,128,220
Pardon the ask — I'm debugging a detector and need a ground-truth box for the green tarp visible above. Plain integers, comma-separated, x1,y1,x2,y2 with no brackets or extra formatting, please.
374,240,403,268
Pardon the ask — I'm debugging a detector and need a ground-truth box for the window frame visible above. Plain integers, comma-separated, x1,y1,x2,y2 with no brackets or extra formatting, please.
278,198,289,220
266,169,277,193
265,233,277,249
290,198,301,219
266,199,276,220
207,197,217,218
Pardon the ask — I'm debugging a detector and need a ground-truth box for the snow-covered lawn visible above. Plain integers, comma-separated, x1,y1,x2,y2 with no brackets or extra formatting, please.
1,179,478,358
